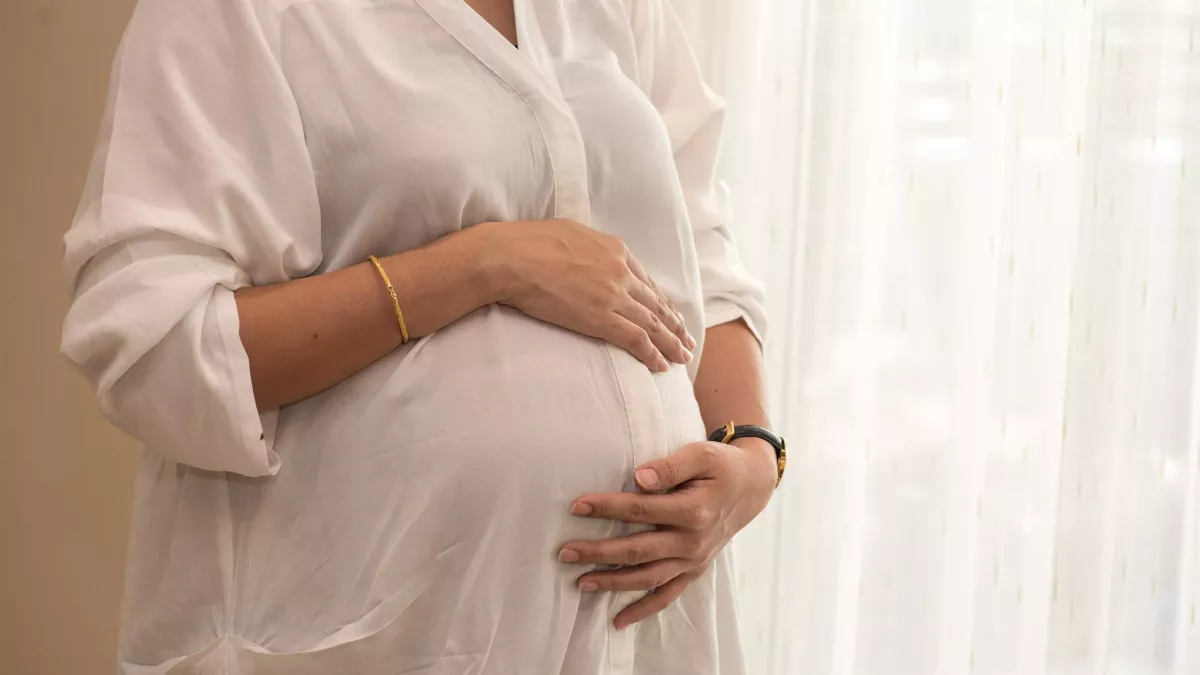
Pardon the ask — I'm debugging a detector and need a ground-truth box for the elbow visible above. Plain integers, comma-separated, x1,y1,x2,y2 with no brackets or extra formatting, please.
92,351,280,478
63,279,280,478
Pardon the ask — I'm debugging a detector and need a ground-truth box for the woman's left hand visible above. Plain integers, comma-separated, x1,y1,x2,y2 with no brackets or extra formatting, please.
558,438,778,629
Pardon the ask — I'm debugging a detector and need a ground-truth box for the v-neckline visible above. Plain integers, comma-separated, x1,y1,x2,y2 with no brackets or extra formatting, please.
460,0,521,52
415,0,557,98
413,0,595,223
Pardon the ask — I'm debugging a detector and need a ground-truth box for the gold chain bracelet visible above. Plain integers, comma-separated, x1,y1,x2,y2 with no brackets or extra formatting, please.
368,255,409,345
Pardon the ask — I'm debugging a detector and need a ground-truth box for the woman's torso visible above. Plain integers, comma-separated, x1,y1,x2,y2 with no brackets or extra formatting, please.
117,1,742,673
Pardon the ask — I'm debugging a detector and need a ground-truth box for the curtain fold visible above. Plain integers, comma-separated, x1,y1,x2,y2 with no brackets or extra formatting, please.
671,0,1200,673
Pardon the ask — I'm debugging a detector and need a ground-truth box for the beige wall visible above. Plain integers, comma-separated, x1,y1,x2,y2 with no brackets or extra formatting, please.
1,1,141,672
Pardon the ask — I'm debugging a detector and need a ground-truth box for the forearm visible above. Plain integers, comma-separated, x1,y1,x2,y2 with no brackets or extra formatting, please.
694,319,769,428
693,319,775,464
236,226,501,411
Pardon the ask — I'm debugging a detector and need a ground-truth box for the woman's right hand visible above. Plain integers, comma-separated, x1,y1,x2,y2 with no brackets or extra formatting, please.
475,219,696,372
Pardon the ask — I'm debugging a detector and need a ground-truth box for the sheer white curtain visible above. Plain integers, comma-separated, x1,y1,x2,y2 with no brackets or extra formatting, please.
671,0,1200,673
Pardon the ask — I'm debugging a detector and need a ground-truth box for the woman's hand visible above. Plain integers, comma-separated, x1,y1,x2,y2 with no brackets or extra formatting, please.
476,219,695,371
556,437,777,629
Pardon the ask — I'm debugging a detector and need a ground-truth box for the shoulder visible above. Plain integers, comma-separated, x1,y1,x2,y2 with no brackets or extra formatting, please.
120,0,295,61
123,0,292,42
126,0,291,24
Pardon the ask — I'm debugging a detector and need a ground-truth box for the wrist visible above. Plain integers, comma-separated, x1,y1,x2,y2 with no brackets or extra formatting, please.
728,436,778,488
451,222,515,307
466,221,521,306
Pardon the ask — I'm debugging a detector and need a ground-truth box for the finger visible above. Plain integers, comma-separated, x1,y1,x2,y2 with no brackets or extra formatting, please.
570,490,706,528
613,571,697,630
624,252,700,345
557,530,681,567
576,558,692,593
632,442,720,492
601,313,669,372
615,293,690,366
625,258,691,347
625,281,693,363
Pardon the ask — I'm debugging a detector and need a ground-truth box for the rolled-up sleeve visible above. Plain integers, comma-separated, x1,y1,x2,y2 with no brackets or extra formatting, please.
61,0,321,476
626,0,768,344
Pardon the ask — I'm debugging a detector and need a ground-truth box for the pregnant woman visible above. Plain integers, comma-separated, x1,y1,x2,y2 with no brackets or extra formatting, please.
61,0,783,673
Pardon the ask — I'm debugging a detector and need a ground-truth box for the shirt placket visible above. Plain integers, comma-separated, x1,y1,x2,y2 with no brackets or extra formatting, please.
413,0,592,224
513,7,674,672
410,3,663,672
604,347,667,673
509,0,591,224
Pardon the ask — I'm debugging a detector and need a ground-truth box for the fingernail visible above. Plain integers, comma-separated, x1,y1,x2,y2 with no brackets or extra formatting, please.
614,620,629,631
681,348,693,363
579,581,599,592
656,359,670,372
686,333,697,350
636,468,660,490
558,548,581,563
570,502,593,516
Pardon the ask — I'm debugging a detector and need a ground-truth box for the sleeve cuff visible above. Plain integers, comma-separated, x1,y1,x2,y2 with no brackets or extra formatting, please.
704,297,766,347
213,285,281,477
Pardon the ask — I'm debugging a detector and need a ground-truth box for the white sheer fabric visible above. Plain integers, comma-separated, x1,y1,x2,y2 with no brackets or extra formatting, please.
672,0,1200,673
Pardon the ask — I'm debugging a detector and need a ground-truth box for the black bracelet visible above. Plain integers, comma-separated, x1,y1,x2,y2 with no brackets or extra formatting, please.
708,422,786,487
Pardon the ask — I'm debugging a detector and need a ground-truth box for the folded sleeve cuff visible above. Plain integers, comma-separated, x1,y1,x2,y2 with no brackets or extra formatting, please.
704,296,766,347
211,285,280,477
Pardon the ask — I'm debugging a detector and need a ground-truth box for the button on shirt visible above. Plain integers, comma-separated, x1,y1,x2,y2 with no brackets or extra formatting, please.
60,0,767,673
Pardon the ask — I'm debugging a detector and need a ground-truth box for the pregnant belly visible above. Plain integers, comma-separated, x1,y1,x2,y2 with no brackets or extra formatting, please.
282,304,703,494
235,306,705,653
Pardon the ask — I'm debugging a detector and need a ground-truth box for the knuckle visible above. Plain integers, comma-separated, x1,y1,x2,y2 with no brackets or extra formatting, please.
625,543,651,565
589,294,614,316
656,295,672,319
627,498,649,520
602,315,625,337
605,260,629,281
636,332,655,354
645,571,669,590
659,458,681,485
699,443,722,466
665,311,682,333
689,506,713,530
613,320,639,344
682,532,707,557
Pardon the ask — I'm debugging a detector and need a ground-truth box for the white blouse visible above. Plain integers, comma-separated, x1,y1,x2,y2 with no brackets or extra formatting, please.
61,0,766,673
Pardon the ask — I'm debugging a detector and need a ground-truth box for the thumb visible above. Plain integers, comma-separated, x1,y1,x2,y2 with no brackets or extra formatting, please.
635,442,715,492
